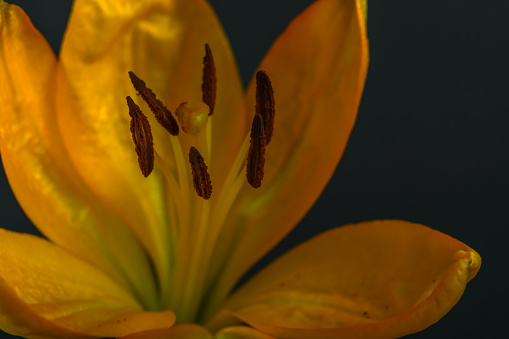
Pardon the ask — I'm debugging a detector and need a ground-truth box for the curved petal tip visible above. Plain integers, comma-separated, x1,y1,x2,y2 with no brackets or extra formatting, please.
219,220,480,339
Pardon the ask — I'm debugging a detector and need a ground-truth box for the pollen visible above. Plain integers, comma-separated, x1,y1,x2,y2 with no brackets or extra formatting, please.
246,71,275,188
246,114,266,188
126,96,154,177
189,146,212,199
202,43,216,116
255,70,275,145
175,101,210,135
129,71,179,136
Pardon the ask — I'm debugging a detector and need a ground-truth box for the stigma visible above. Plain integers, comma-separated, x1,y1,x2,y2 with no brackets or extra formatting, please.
125,44,275,199
175,102,209,135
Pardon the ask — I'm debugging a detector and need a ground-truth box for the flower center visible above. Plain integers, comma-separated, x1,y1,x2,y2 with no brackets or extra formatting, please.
124,44,275,323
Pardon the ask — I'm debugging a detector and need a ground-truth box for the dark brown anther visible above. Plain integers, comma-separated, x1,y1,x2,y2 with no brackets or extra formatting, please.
189,146,212,199
126,96,154,177
255,70,275,145
128,71,179,136
246,114,266,188
202,43,217,116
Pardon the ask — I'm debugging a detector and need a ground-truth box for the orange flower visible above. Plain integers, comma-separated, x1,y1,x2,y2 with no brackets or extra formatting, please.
0,0,480,338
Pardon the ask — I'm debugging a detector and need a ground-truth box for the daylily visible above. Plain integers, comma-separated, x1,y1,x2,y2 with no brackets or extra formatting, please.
0,0,480,338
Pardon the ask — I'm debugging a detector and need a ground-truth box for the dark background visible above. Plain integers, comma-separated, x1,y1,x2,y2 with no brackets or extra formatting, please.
2,0,506,338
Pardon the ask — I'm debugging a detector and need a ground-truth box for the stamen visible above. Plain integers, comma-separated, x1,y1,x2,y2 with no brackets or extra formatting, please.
255,70,275,145
128,71,179,136
126,96,154,177
189,146,212,199
246,114,266,188
202,44,216,116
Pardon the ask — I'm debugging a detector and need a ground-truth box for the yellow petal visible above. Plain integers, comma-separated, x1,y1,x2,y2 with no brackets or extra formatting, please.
215,326,276,339
214,220,480,339
0,3,158,307
0,229,175,338
56,0,246,303
206,0,369,316
121,324,212,339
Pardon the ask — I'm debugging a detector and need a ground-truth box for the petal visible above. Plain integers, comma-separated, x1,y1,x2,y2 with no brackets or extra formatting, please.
121,324,212,339
0,229,175,338
206,0,369,315
213,220,480,339
0,3,157,307
56,0,246,304
215,326,276,339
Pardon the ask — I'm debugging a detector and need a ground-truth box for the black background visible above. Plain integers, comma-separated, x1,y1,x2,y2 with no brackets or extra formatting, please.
1,0,507,338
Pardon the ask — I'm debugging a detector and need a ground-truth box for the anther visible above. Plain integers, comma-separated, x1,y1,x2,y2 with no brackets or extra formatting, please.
255,70,275,145
202,44,216,116
246,114,266,188
175,102,209,135
128,71,179,136
189,146,212,199
126,96,154,177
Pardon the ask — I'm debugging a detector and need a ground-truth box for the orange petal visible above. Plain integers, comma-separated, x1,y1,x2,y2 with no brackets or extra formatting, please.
121,324,212,339
206,0,369,316
214,220,480,339
56,0,246,305
215,326,276,339
0,3,158,308
0,229,175,338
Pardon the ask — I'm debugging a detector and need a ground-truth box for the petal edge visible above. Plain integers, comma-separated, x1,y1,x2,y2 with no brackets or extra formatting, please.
0,229,176,338
217,220,480,339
